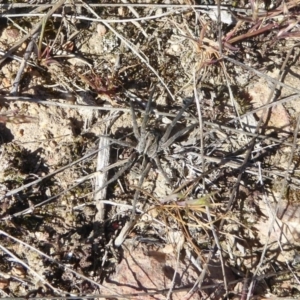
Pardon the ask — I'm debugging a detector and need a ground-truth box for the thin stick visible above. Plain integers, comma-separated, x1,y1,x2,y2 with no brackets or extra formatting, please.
193,71,205,189
247,114,300,299
94,111,120,223
223,43,293,219
94,136,110,222
2,95,297,148
0,230,124,297
3,93,299,135
223,55,300,95
2,9,182,23
0,147,100,201
120,0,148,37
10,31,39,95
0,243,61,295
0,3,274,11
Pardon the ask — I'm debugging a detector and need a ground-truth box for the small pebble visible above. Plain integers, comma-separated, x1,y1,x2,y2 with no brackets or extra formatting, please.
97,24,107,36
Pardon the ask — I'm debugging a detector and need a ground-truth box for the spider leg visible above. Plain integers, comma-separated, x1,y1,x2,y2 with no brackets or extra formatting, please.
93,152,137,195
136,84,157,153
130,101,140,141
99,135,135,148
131,159,151,218
160,97,194,145
154,156,171,184
114,160,151,246
141,84,157,136
161,123,197,149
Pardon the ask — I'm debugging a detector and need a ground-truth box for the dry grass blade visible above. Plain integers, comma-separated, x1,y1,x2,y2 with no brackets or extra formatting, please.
246,115,300,299
0,0,65,65
80,0,176,101
0,148,100,202
223,55,300,94
0,243,61,295
1,0,300,298
3,95,299,148
0,230,123,297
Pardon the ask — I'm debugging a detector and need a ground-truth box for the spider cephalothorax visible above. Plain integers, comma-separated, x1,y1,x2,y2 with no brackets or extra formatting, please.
97,87,196,194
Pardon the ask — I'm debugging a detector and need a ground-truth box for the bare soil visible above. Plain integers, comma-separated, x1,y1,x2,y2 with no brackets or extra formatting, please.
0,0,300,299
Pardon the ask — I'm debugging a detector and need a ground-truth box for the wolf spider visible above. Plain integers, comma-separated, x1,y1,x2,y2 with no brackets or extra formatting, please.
97,86,196,201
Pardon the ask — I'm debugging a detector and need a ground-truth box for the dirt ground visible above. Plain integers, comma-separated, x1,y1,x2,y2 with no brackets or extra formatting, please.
0,0,300,299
